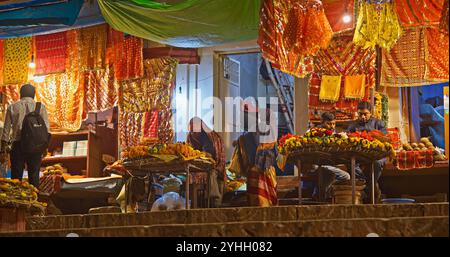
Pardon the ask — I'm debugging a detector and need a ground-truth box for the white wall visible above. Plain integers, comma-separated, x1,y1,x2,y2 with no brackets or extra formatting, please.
173,40,259,142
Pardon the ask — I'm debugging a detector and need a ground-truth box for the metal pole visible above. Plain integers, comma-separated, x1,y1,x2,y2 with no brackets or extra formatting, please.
186,165,190,209
351,156,356,204
207,170,211,208
371,162,376,204
297,160,302,205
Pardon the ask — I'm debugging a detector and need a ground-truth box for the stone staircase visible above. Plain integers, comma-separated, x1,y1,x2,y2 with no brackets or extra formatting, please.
1,203,448,236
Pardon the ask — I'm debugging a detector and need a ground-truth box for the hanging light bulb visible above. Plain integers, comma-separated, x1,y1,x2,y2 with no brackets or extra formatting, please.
29,54,36,69
343,13,352,23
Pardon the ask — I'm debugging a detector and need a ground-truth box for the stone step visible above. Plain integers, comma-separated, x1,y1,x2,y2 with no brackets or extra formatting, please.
3,216,448,237
24,203,449,231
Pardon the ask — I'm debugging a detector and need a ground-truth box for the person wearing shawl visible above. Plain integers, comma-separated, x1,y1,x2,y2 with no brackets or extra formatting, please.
229,107,278,207
186,117,225,207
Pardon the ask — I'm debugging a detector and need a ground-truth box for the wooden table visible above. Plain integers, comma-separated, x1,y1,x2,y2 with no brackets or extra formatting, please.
287,150,388,205
123,159,213,211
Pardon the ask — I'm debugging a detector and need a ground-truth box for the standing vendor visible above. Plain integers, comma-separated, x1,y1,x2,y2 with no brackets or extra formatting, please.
348,101,387,203
186,117,225,207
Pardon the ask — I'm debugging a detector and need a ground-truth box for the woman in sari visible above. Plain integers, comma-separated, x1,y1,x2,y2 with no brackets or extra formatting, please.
229,109,278,207
186,117,225,207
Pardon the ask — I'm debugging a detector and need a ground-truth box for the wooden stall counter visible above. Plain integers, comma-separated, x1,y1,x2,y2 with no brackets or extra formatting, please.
380,162,449,202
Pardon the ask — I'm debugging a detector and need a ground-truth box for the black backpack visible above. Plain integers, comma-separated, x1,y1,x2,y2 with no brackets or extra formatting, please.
20,102,51,154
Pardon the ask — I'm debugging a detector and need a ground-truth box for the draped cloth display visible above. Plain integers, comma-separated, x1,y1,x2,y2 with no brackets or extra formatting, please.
0,40,3,86
396,0,445,28
353,0,402,49
344,74,366,100
118,58,177,148
34,31,67,75
78,24,108,71
2,37,31,85
258,0,331,78
440,0,449,33
309,31,375,121
323,0,355,33
82,64,118,114
110,29,144,81
98,0,260,48
118,58,177,113
34,73,84,132
381,27,449,87
319,75,342,102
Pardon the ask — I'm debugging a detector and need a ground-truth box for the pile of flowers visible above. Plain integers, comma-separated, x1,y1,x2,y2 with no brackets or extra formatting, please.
0,178,46,208
278,128,396,159
121,143,207,161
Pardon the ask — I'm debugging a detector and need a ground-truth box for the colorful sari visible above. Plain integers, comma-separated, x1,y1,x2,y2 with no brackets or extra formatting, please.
231,132,278,207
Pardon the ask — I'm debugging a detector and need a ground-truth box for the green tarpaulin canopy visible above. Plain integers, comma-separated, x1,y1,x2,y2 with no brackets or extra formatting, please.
98,0,261,48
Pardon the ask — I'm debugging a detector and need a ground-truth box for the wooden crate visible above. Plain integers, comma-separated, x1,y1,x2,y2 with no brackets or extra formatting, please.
0,207,26,232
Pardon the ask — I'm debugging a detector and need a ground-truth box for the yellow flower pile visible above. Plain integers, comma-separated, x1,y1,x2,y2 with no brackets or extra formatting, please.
0,178,46,208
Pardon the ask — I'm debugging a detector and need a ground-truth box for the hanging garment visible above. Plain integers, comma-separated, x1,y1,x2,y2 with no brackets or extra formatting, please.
344,75,366,100
3,37,31,85
396,0,445,28
353,0,402,49
78,24,108,71
319,75,342,102
426,28,449,81
258,0,330,78
440,0,449,33
82,64,118,114
34,31,67,75
111,29,144,81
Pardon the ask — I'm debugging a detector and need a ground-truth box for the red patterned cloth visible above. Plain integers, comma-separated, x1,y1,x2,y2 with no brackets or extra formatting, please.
396,0,445,27
142,110,159,141
426,28,449,81
82,64,118,114
111,29,143,81
34,31,67,75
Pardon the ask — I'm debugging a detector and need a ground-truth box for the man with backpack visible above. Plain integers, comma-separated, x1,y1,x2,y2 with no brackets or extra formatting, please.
0,84,50,188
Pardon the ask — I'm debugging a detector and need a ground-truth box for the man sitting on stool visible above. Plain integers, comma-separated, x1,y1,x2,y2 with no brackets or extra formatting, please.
348,101,387,203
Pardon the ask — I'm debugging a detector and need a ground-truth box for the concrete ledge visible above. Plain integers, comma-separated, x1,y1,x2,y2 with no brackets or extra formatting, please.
4,216,449,237
25,203,449,231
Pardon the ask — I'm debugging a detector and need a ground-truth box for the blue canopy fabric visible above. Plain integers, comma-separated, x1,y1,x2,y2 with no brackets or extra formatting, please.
0,0,104,38
0,0,66,12
0,0,83,26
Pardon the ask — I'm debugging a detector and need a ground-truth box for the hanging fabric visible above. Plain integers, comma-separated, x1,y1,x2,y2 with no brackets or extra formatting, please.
309,31,375,121
78,24,108,71
2,37,31,85
344,75,366,100
319,75,342,102
0,40,4,85
118,58,177,113
425,28,449,81
440,0,449,33
98,0,260,48
323,0,355,33
111,29,144,81
258,0,331,78
381,27,449,87
141,110,159,144
396,0,445,28
353,0,402,49
34,73,84,132
34,31,67,75
82,64,118,114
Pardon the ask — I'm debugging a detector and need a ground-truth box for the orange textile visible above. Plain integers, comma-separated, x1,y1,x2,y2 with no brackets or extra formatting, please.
34,31,67,75
111,29,144,81
381,27,448,87
396,0,445,27
426,28,449,81
440,0,449,33
141,110,159,142
344,75,366,100
258,0,330,78
82,64,118,114
0,40,3,85
78,24,108,71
